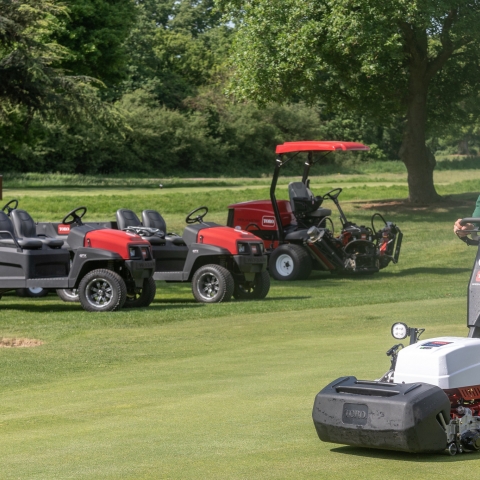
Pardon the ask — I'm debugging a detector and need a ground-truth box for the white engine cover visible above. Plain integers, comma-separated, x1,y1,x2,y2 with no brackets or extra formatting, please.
393,337,480,389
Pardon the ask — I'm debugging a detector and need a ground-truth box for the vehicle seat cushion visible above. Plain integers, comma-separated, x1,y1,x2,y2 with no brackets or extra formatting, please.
10,209,64,247
116,209,142,230
10,209,37,237
40,238,64,248
142,210,167,232
309,208,332,217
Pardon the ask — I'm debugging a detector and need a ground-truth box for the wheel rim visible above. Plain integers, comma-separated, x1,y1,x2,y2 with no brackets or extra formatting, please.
64,289,79,299
85,278,114,308
275,253,294,276
28,287,44,294
196,272,220,300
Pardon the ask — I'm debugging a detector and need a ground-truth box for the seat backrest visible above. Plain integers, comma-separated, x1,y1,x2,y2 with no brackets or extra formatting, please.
0,211,16,239
288,182,311,212
116,209,142,230
10,209,37,238
142,210,167,233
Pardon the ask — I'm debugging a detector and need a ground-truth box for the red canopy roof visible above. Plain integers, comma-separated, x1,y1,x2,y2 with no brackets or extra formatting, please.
275,141,370,154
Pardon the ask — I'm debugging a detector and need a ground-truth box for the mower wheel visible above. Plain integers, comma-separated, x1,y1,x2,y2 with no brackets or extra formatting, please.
124,277,156,308
78,269,127,312
192,264,234,303
16,287,50,298
233,271,270,300
269,244,312,281
56,288,80,302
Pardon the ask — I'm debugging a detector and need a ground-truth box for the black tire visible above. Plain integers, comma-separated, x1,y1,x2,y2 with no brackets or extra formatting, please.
78,269,127,312
56,288,80,303
124,277,156,308
268,244,312,281
16,287,50,298
191,264,234,303
233,271,271,300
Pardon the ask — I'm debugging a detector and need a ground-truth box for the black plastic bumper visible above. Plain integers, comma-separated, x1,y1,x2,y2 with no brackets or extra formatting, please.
125,259,156,286
312,376,450,453
233,254,267,273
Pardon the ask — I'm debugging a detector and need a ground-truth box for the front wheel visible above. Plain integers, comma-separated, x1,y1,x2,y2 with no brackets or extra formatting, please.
78,269,127,312
124,277,156,308
268,244,312,281
233,271,270,300
16,287,50,298
191,265,234,303
56,288,80,303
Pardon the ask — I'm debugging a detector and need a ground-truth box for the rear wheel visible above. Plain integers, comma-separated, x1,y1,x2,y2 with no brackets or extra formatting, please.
269,244,312,281
124,277,156,308
78,269,127,312
233,271,270,300
192,265,234,303
16,287,50,298
56,288,80,303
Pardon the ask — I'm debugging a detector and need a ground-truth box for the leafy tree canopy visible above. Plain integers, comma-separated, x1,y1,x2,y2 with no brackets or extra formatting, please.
122,0,232,108
218,0,480,202
53,0,137,86
0,0,103,123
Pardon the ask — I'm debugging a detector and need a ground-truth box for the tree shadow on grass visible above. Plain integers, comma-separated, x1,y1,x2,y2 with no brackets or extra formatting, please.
309,267,471,282
233,296,311,302
330,445,476,462
375,267,471,277
0,301,205,313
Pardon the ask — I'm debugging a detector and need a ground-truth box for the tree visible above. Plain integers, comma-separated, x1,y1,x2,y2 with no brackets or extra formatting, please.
122,0,232,107
53,0,137,86
218,0,480,203
0,0,125,169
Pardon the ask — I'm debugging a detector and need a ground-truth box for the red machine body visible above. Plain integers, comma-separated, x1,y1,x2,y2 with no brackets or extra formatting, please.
228,200,295,231
85,229,151,258
198,226,263,254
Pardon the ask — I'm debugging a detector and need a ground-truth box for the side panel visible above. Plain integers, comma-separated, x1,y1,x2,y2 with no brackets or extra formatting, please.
227,200,295,231
0,247,70,288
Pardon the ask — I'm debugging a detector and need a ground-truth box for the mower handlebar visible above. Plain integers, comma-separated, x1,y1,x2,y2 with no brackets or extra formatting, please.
460,218,480,226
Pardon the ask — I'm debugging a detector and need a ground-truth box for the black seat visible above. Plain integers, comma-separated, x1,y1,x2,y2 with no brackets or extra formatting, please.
116,209,142,230
142,210,166,232
288,182,332,218
10,209,64,248
116,209,166,246
0,211,43,249
142,209,186,246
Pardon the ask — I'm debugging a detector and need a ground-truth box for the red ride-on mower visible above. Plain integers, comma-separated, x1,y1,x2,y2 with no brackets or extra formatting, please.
114,206,270,303
312,219,480,455
1,200,156,311
227,141,402,280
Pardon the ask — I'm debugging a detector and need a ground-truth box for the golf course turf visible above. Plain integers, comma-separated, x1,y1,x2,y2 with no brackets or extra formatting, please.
1,170,480,478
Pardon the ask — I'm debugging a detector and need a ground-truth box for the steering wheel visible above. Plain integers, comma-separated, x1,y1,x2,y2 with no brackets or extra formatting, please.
323,188,342,201
2,199,18,215
185,206,208,224
62,206,87,226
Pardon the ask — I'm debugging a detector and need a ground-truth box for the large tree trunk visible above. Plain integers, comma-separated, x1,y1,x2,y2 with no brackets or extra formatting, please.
399,79,442,204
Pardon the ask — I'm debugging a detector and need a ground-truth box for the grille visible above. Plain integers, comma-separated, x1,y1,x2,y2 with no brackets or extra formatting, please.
458,385,480,400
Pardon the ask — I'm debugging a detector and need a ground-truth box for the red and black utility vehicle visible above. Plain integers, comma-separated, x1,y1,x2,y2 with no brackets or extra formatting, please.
32,204,269,303
1,200,156,311
227,141,402,280
113,206,270,303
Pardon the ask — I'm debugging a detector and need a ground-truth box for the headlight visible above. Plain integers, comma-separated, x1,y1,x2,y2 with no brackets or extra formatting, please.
129,247,137,258
237,242,250,254
391,322,408,340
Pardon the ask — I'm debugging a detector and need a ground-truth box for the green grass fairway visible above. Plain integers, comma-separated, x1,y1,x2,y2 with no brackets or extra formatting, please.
1,175,480,478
